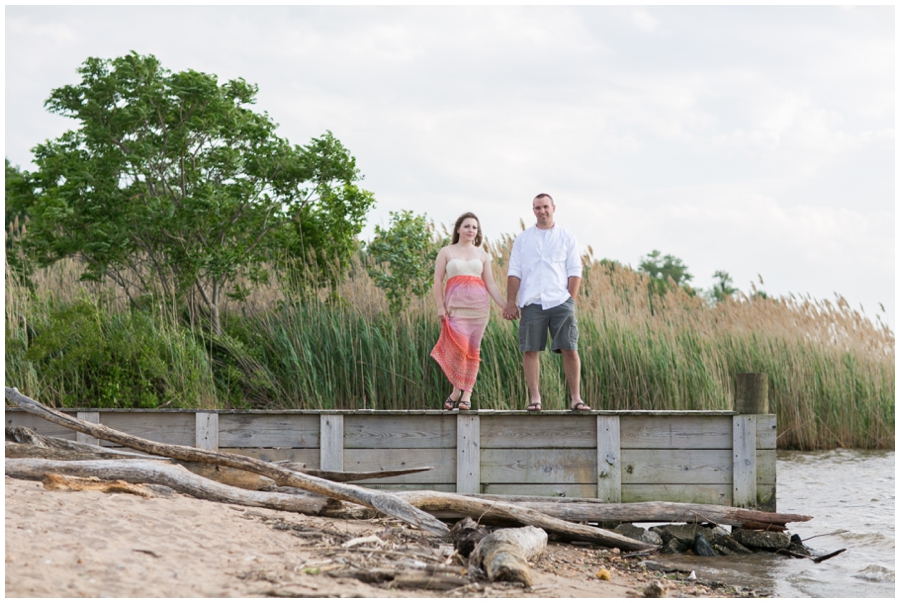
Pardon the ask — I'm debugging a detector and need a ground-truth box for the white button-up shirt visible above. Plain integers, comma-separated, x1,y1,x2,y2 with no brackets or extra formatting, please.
507,224,582,310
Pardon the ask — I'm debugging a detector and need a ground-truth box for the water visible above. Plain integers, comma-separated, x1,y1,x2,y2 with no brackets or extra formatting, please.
656,449,895,597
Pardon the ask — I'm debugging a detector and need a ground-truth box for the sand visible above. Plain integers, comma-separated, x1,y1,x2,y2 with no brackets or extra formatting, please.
5,476,732,598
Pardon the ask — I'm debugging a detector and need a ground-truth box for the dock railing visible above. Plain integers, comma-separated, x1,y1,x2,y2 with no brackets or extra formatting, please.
5,374,776,510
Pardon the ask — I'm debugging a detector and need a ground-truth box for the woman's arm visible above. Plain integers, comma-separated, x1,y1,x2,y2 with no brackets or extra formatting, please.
481,252,506,307
433,247,449,317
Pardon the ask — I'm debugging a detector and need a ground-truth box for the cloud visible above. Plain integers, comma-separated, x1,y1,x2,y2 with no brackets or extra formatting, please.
632,9,660,33
4,5,893,327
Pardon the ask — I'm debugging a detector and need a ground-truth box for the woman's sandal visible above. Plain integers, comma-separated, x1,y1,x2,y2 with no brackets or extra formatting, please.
526,402,542,412
443,395,459,411
457,400,471,411
570,402,591,412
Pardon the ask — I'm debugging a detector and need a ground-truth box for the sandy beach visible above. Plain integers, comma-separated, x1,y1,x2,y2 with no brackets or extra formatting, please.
6,476,741,598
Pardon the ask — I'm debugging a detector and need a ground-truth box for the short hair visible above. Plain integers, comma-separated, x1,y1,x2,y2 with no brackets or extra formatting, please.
534,193,554,204
452,212,483,247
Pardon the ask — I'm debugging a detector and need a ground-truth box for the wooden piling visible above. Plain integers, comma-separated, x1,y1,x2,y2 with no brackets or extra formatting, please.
733,373,768,509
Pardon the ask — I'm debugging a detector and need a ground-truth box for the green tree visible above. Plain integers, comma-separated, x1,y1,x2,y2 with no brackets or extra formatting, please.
19,52,374,333
638,250,693,295
708,269,739,303
366,210,439,314
5,160,38,280
290,132,376,290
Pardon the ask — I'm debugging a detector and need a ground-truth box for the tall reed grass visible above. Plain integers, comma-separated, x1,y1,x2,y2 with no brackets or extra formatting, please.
5,233,894,449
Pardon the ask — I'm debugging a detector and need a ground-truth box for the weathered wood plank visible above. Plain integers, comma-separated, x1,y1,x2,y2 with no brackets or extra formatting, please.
343,415,456,449
320,415,344,472
481,484,601,498
219,448,320,467
99,412,196,447
347,449,456,484
733,415,757,508
623,484,732,506
195,412,218,451
596,416,621,503
218,414,319,448
76,412,100,446
481,450,597,484
620,415,731,449
479,416,596,448
756,415,777,450
5,410,79,439
362,483,456,493
757,449,775,485
457,414,480,494
621,449,732,484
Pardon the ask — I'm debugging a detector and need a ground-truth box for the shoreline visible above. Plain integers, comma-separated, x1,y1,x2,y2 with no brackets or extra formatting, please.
5,476,765,598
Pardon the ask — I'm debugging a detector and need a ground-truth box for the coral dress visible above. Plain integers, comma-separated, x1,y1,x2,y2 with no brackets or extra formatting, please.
430,254,491,392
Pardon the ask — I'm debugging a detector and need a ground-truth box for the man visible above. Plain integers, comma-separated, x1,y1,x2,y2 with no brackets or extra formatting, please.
503,193,591,412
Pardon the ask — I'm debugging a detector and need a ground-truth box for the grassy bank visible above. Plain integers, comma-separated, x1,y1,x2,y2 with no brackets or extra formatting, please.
5,238,894,450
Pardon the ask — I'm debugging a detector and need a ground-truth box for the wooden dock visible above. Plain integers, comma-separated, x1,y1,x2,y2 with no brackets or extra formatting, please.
5,406,776,511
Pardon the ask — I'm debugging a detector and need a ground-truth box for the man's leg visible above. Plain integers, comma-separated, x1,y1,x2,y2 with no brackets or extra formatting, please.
551,298,589,410
560,349,587,408
524,351,541,406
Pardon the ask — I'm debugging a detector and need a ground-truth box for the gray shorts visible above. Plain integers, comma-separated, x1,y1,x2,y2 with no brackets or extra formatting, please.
519,298,579,353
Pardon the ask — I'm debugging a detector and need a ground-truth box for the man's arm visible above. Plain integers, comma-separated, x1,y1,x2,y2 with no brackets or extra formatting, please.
504,276,521,320
567,275,581,302
565,231,582,302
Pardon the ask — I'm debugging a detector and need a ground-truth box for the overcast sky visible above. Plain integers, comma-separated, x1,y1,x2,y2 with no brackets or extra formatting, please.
5,5,895,329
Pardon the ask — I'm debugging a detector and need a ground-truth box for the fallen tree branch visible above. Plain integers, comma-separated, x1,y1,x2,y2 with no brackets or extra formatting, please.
445,495,811,530
42,473,160,497
6,457,357,516
5,387,448,537
7,428,431,488
470,526,547,587
272,461,434,483
395,490,655,551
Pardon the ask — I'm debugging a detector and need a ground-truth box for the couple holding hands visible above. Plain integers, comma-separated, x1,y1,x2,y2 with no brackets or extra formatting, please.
430,193,591,413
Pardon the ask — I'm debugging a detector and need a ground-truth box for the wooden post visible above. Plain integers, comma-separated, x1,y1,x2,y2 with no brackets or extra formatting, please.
736,373,768,414
320,415,344,471
596,416,622,503
457,414,481,494
733,373,766,508
76,412,100,446
195,412,219,451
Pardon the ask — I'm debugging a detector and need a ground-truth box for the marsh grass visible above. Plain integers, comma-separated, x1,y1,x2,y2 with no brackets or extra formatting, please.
5,234,893,449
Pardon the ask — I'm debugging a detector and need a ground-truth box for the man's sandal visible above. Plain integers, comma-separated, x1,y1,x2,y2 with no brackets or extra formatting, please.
526,402,542,412
570,402,591,412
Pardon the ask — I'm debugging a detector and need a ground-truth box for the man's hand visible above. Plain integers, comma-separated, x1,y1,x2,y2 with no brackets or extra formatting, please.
503,301,520,321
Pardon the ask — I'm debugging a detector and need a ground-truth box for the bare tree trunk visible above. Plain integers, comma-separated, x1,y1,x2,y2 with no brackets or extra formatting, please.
6,457,353,516
394,490,654,551
6,387,449,537
470,526,547,587
433,494,811,531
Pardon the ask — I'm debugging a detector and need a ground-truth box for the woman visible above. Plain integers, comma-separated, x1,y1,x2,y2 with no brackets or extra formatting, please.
430,212,505,410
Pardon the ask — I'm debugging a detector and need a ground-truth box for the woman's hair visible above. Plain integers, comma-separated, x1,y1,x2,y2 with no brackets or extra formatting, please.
452,212,483,246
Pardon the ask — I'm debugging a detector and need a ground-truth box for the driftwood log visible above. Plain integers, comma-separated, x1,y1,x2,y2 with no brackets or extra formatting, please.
6,387,449,537
441,495,811,531
271,460,434,483
41,473,161,497
6,428,436,489
471,526,548,587
394,490,653,551
5,457,360,516
5,440,278,491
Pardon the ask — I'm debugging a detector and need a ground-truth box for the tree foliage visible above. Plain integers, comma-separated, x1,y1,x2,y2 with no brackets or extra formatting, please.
708,269,739,303
638,249,694,296
366,210,439,315
16,52,374,332
5,160,38,280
